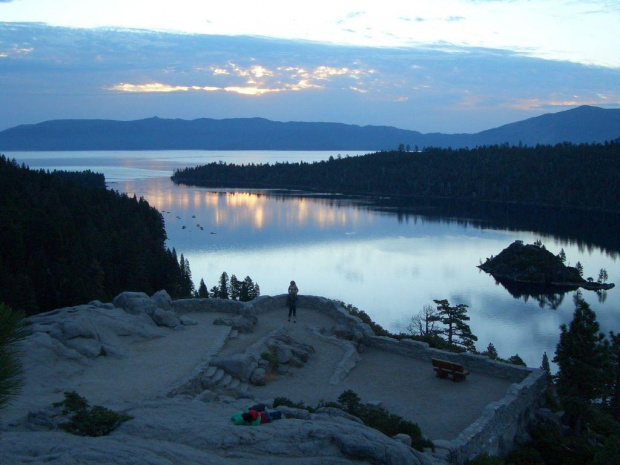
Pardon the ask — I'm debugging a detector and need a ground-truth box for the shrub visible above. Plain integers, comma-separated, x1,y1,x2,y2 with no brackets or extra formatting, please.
592,434,620,465
274,391,433,451
260,351,280,370
336,389,433,452
273,396,315,412
464,453,505,465
53,391,132,437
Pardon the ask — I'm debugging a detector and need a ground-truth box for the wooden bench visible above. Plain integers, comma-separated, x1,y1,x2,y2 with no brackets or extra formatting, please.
432,358,470,382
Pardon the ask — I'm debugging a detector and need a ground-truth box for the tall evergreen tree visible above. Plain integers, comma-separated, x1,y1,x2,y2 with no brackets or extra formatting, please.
229,275,240,300
197,278,209,298
177,254,194,297
485,343,499,360
251,281,260,300
210,286,219,298
553,294,613,434
576,261,584,278
217,272,229,299
541,352,551,374
239,276,260,301
433,299,478,351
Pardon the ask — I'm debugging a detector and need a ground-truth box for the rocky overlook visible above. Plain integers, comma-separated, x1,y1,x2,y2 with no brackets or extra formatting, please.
478,240,614,291
1,291,547,464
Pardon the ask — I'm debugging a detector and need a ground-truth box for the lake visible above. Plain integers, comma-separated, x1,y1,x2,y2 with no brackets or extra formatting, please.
8,150,620,370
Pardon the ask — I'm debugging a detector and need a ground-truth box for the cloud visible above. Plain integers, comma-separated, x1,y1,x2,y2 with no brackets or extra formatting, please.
109,83,219,93
0,22,618,133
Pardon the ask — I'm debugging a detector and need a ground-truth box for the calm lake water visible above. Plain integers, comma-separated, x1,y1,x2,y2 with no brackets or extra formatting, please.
9,150,620,370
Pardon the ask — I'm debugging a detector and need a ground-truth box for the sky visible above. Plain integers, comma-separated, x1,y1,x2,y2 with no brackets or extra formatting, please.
0,0,619,133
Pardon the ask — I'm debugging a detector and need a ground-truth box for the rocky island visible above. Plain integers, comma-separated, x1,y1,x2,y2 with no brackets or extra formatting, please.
478,240,615,291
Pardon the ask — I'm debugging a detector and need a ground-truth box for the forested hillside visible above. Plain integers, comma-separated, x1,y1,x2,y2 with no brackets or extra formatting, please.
0,156,192,314
172,140,620,212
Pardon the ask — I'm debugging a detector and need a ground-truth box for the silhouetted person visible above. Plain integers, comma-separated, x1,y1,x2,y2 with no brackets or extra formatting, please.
287,280,299,322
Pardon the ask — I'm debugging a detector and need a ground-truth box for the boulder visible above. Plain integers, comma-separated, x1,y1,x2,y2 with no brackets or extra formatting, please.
274,406,311,420
275,345,293,364
393,433,413,447
180,316,198,326
151,308,181,328
213,315,255,333
151,290,173,311
113,291,159,316
25,305,163,361
249,367,267,385
332,324,364,342
212,353,257,381
314,407,364,425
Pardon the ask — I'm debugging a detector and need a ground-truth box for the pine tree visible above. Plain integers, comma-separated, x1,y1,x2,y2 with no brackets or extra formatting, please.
250,280,260,300
434,299,478,351
229,275,240,300
197,278,209,298
239,276,260,301
576,261,584,278
178,254,194,297
217,272,229,299
485,342,499,360
239,281,250,302
553,295,613,434
558,248,566,263
541,352,551,374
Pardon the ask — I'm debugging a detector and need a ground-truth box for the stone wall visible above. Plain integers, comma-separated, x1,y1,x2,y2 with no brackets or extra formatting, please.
365,336,547,463
171,294,547,463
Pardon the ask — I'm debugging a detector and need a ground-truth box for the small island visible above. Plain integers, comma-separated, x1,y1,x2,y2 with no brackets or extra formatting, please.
478,240,615,291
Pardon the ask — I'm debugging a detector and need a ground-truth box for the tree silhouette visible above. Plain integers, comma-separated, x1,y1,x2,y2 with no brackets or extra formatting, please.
217,272,229,299
408,304,441,337
197,279,209,298
553,294,613,434
433,299,478,352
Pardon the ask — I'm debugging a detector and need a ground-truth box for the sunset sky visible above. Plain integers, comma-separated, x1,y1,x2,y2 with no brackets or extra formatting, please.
1,0,619,133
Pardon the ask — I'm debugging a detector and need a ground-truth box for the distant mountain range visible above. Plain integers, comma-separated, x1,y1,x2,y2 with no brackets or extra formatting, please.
1,105,619,151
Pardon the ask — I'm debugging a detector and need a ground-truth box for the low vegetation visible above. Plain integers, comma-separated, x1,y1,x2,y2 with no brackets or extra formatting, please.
274,389,434,452
52,391,132,437
0,303,29,413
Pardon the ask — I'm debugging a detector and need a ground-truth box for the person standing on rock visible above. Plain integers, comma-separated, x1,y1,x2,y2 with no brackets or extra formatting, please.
287,280,299,322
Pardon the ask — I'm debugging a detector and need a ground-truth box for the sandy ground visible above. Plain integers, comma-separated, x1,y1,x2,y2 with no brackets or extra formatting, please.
3,307,514,441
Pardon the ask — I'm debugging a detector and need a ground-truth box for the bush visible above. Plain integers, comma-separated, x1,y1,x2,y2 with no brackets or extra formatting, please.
274,390,433,452
505,445,545,465
527,424,597,465
261,351,280,370
336,390,433,452
592,434,620,465
53,391,132,437
273,396,315,413
464,453,505,465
